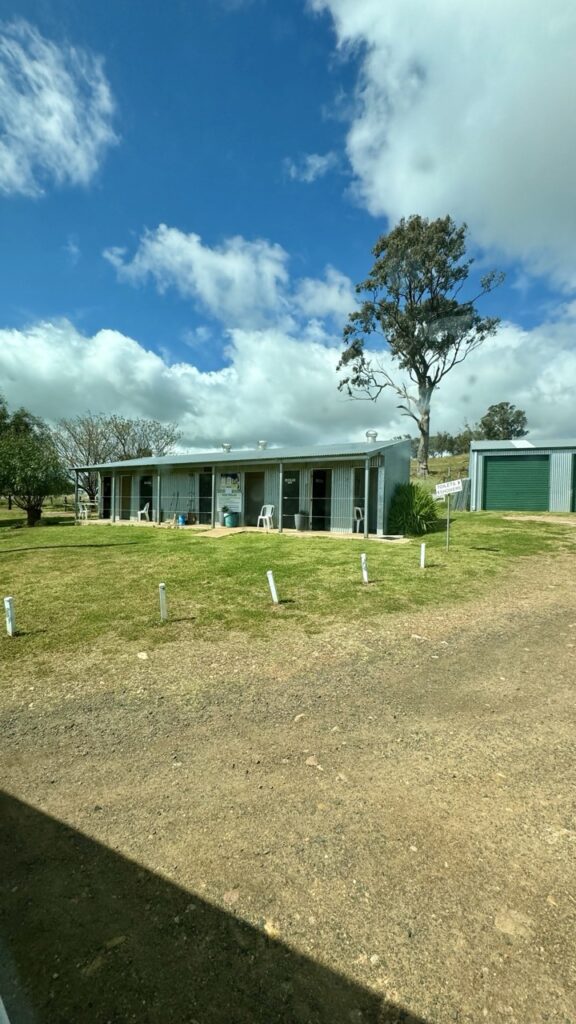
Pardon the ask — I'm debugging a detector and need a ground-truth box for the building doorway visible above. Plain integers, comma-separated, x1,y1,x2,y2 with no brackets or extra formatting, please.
311,469,331,531
282,470,300,529
139,475,154,520
120,475,132,520
245,472,265,525
198,471,212,524
101,476,112,519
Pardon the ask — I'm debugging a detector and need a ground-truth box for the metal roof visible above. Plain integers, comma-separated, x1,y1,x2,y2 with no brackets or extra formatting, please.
75,438,407,472
471,439,576,451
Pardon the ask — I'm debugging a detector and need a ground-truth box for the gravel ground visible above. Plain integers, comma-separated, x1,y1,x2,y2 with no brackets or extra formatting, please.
1,553,575,1024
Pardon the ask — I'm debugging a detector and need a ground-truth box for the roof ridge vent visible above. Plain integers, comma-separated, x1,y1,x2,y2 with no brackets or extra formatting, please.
365,430,378,442
257,440,268,449
222,442,231,452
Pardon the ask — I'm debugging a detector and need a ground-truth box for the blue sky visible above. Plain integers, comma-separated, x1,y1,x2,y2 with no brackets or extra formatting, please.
1,0,575,447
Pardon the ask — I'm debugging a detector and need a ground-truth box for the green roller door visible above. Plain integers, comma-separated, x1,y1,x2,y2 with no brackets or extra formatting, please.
573,456,576,512
483,455,550,511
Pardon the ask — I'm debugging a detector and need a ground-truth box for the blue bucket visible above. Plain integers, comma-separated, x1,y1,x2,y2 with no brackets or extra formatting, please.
177,514,186,527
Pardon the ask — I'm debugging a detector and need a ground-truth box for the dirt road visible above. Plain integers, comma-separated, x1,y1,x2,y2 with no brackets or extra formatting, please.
2,554,575,1023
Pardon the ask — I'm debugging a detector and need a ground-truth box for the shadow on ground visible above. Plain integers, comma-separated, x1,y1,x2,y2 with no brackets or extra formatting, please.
0,542,141,555
0,792,427,1024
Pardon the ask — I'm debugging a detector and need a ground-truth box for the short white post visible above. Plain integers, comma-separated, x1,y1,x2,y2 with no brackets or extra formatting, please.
446,493,451,550
4,596,15,637
360,553,369,584
267,569,279,604
159,583,168,621
420,542,426,569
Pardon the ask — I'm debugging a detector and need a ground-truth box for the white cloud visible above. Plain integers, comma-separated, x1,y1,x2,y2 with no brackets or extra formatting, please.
0,318,393,447
310,0,576,288
294,265,356,321
284,151,338,183
1,308,576,447
105,225,357,329
104,226,291,329
0,20,118,197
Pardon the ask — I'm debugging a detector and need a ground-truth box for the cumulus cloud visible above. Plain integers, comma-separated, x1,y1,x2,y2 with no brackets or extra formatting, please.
104,226,291,329
310,0,576,288
284,151,339,183
105,225,357,328
0,19,118,197
294,265,357,321
0,319,394,447
1,309,576,447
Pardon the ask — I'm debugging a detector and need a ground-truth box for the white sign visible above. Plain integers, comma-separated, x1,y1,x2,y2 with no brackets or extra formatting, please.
435,479,463,497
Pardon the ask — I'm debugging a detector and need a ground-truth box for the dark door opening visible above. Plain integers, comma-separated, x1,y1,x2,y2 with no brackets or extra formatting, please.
245,472,265,525
198,472,212,524
101,476,112,519
311,469,331,531
120,475,132,520
282,470,300,529
353,467,378,533
139,475,153,520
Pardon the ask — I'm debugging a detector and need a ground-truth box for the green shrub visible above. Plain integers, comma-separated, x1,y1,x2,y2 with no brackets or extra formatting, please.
388,482,441,536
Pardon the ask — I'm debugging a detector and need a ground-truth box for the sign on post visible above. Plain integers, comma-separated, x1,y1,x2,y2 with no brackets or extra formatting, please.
434,479,463,497
435,480,462,551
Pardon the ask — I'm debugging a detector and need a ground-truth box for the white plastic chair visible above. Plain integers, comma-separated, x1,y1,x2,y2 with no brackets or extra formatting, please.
138,502,150,522
353,506,364,533
78,502,88,520
257,504,274,530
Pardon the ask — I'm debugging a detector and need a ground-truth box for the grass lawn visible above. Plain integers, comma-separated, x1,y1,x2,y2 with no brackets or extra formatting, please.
1,506,575,666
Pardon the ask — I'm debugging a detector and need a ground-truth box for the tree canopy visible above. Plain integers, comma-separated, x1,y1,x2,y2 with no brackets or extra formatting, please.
338,215,504,475
0,397,69,525
478,402,528,440
52,414,183,499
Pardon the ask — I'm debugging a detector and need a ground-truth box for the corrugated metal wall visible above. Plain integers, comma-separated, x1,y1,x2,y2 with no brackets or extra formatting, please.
105,444,412,529
472,448,576,512
381,440,411,532
159,469,197,521
264,467,279,509
549,452,574,511
330,465,353,532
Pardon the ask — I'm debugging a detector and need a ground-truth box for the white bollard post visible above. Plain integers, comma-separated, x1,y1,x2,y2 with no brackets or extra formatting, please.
360,553,369,584
420,542,426,569
159,583,168,621
266,569,279,605
4,596,15,637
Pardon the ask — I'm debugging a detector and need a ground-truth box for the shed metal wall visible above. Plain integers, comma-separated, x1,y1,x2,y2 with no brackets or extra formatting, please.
159,469,197,521
330,464,353,533
471,446,576,512
105,441,411,530
381,440,411,532
549,452,574,512
264,466,279,511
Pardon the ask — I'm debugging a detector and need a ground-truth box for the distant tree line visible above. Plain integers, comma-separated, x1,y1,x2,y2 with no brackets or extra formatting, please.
53,413,182,500
406,402,528,459
0,396,182,525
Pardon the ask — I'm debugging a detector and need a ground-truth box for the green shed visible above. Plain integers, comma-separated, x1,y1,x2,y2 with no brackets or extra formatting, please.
470,440,576,513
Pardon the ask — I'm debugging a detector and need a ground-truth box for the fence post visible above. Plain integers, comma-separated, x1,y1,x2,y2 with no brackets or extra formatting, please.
266,570,279,604
420,542,426,569
159,583,168,621
4,596,16,637
360,553,369,584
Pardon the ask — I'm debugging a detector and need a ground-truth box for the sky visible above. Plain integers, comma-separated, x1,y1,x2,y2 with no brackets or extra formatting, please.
1,0,575,449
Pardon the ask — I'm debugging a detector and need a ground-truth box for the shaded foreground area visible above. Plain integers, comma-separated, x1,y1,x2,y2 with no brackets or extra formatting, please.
2,552,575,1023
0,793,422,1024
